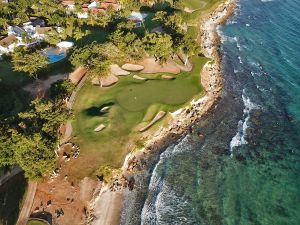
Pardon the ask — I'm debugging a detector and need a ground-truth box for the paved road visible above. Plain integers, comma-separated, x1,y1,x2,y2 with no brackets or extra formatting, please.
16,181,38,225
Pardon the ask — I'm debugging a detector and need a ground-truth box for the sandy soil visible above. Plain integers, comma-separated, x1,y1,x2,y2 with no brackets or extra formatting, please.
23,74,68,98
121,63,144,71
89,189,123,225
139,57,181,74
110,64,130,76
92,74,118,87
31,176,99,225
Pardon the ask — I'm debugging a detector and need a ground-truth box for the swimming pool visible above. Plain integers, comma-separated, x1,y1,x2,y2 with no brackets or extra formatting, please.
43,47,67,63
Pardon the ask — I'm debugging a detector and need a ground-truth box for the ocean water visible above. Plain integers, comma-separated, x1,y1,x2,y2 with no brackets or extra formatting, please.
120,0,300,224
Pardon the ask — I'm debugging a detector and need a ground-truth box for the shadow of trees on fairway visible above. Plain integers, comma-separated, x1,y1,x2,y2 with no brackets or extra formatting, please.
84,102,114,116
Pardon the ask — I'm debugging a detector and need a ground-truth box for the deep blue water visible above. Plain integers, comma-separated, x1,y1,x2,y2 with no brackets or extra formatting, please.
121,0,300,224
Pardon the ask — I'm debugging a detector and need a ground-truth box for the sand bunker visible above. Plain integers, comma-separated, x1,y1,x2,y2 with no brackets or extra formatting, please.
110,64,130,76
139,57,181,74
92,74,118,87
161,75,175,80
121,63,144,71
133,75,147,81
94,124,106,132
139,111,166,132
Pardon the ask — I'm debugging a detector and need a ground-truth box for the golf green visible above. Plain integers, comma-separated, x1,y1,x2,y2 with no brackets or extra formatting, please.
71,57,208,178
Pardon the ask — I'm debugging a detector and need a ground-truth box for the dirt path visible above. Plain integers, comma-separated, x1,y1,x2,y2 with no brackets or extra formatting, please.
16,181,38,225
91,190,123,225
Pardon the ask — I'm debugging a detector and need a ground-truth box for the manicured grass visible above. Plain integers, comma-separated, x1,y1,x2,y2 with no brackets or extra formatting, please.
71,56,208,179
184,0,208,10
183,0,222,11
181,0,224,22
27,219,48,225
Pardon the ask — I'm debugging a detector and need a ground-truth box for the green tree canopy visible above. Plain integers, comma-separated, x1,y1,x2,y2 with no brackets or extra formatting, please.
18,99,70,139
13,133,56,179
11,48,49,79
142,32,173,63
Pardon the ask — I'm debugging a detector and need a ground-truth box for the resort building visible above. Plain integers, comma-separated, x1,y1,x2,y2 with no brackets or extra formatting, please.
128,12,148,28
62,0,120,19
0,18,53,55
0,35,17,55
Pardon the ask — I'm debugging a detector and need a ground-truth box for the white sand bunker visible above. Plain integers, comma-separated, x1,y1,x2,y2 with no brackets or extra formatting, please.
121,63,144,71
133,75,147,81
162,75,175,80
139,57,181,74
92,74,118,87
110,64,130,76
94,124,105,132
139,111,166,132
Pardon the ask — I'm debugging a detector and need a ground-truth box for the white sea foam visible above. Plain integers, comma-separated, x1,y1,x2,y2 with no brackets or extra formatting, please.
230,91,260,153
141,136,193,224
238,56,243,64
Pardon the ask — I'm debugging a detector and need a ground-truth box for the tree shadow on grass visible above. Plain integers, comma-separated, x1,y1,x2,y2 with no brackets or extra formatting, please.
0,172,27,225
84,102,115,117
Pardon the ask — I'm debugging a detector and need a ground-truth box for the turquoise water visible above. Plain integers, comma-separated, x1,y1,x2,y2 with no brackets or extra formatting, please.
45,50,67,63
120,0,300,224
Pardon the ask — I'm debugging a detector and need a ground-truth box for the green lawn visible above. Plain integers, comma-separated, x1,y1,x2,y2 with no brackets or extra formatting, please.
183,0,222,10
27,219,48,225
71,56,208,179
184,0,208,10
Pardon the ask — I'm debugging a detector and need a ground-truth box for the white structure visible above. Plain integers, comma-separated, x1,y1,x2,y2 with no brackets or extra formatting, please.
0,35,18,55
88,1,98,8
128,12,148,28
57,41,74,49
77,12,89,19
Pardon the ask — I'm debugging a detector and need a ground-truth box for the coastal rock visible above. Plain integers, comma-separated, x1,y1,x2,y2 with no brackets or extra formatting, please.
121,63,144,71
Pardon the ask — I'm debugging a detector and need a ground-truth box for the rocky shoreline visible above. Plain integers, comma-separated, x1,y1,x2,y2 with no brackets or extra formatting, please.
87,1,237,224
